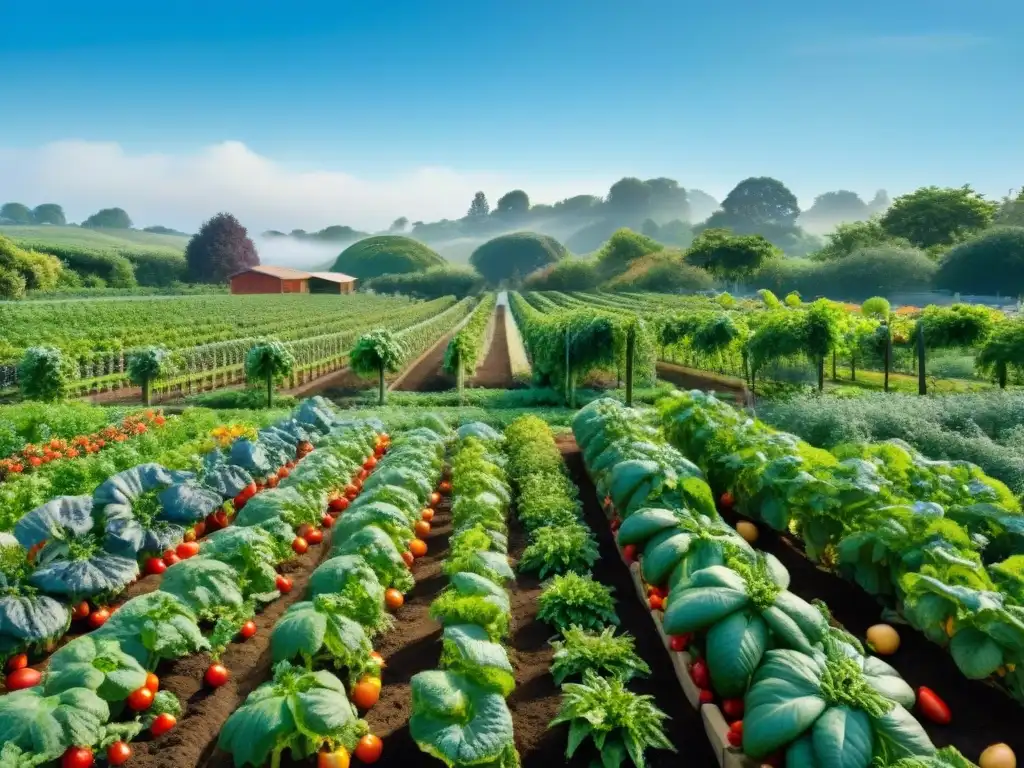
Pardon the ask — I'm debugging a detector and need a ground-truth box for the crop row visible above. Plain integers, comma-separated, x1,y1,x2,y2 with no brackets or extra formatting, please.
572,397,981,768
407,423,520,767
443,293,497,390
219,417,453,767
0,397,381,768
659,389,1024,705
504,415,676,767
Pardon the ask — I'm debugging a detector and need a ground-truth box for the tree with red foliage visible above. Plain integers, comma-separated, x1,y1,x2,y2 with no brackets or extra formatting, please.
186,213,259,283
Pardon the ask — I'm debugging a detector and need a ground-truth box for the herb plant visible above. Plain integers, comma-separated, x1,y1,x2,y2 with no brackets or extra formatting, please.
537,572,619,634
550,626,650,686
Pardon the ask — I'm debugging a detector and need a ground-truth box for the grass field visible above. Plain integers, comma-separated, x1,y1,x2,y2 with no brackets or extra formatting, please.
0,225,189,253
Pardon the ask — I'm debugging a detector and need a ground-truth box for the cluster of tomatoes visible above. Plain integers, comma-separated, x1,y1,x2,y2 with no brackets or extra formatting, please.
0,411,166,480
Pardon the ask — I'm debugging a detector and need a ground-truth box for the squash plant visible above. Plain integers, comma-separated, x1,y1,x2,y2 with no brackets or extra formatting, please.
430,571,512,641
0,543,70,660
270,596,376,685
43,635,147,702
92,591,209,669
662,555,826,698
0,686,111,765
219,661,367,768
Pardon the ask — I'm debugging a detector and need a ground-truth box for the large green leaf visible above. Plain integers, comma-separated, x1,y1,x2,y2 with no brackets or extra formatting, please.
44,636,147,701
0,687,109,762
661,586,748,635
308,555,384,603
270,599,373,684
872,704,935,762
705,609,768,698
743,650,826,758
861,656,915,709
810,706,873,768
93,591,209,667
409,670,515,768
616,508,682,547
440,624,515,697
949,628,1005,679
640,530,692,586
159,558,245,620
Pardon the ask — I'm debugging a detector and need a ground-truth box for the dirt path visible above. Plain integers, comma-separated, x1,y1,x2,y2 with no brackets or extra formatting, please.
471,305,516,389
391,331,457,393
557,435,718,768
656,361,752,406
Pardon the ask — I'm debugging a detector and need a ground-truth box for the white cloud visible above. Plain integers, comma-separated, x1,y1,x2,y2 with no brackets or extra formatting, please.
0,140,612,234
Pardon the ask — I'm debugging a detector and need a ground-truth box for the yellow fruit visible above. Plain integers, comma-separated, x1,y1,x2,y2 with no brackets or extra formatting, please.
865,624,900,655
979,743,1016,768
735,521,759,544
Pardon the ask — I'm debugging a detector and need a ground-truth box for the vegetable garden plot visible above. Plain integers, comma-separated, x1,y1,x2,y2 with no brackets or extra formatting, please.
569,397,987,768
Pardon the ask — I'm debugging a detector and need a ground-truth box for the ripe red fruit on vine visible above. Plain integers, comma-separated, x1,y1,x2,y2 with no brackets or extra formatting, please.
176,541,200,560
72,601,91,620
321,514,335,528
163,552,181,566
150,712,176,736
306,528,323,545
106,742,132,766
648,594,663,611
6,667,42,690
7,653,28,672
720,491,735,509
276,574,293,593
623,544,637,563
205,663,230,688
698,689,715,704
127,686,155,711
690,659,710,689
721,698,744,719
144,672,160,692
62,747,94,768
726,720,743,747
88,607,111,629
239,620,257,639
669,635,689,653
292,537,309,555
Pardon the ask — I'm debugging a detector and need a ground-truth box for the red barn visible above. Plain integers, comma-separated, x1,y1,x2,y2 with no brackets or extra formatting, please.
229,266,358,295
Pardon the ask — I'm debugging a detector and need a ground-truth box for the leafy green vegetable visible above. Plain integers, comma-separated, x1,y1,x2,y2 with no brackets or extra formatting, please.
440,624,515,697
219,661,367,768
430,572,511,641
518,522,598,579
549,670,675,768
0,686,110,763
44,635,147,701
329,526,414,593
538,573,619,634
92,591,209,668
550,626,650,686
159,557,247,621
270,596,376,684
409,669,518,768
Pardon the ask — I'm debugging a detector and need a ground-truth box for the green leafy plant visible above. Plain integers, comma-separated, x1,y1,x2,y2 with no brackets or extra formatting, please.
537,572,619,634
549,670,675,768
349,329,406,405
43,635,148,701
126,346,177,406
17,347,72,402
0,686,110,763
219,661,368,768
518,522,598,578
440,623,515,697
270,596,376,684
550,626,650,686
93,591,210,668
409,669,518,768
430,572,511,641
244,339,296,408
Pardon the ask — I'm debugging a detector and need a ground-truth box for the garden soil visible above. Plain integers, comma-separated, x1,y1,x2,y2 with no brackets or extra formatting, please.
471,305,516,389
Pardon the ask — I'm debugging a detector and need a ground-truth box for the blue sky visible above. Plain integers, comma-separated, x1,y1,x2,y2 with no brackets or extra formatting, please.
1,0,1022,230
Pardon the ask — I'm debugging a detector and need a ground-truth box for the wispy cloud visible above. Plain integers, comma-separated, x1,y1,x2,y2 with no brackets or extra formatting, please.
793,33,989,56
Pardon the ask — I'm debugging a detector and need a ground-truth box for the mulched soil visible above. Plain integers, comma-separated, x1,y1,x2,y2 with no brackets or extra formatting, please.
558,435,719,768
718,508,1024,761
471,306,517,389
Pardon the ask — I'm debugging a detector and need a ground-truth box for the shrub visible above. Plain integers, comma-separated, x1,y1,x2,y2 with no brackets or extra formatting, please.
365,266,482,299
18,347,71,401
244,340,295,407
604,250,713,293
333,236,445,279
0,267,26,300
935,227,1024,296
469,232,567,285
0,236,62,291
82,208,132,229
595,228,662,278
523,259,600,291
186,213,259,284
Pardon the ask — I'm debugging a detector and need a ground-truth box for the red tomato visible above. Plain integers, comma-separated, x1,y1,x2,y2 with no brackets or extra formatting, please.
127,686,155,711
296,524,314,539
205,663,230,688
721,698,744,719
344,484,358,499
623,544,638,563
726,720,743,747
278,466,291,479
144,672,160,692
916,686,951,724
213,510,229,529
306,528,324,545
266,475,279,488
321,514,335,528
6,653,28,672
72,601,91,621
150,712,176,736
329,496,349,512
144,557,167,576
192,521,206,538
6,667,42,690
292,537,309,555
354,734,383,763
106,742,132,766
720,491,735,510
163,552,181,567
176,541,200,559
648,594,663,611
318,747,350,768
690,659,710,689
62,747,94,768
88,607,111,629
276,574,293,594
239,620,257,639
698,689,714,704
669,634,690,653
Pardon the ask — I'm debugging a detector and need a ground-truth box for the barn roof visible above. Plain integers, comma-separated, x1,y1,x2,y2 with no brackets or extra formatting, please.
309,271,357,283
230,265,312,280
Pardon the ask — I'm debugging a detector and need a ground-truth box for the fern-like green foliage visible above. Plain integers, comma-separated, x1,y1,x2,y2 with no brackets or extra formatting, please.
549,670,675,768
518,522,598,579
349,329,406,377
127,346,176,387
17,346,70,401
537,572,618,634
550,626,650,686
244,339,295,382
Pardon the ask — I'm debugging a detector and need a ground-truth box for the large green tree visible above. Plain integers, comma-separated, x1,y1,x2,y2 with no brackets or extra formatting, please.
800,191,869,228
127,346,176,406
703,177,801,233
495,190,529,217
605,177,653,218
684,228,780,281
811,218,911,261
595,228,662,279
0,203,32,224
467,192,489,219
82,207,133,229
245,340,295,407
350,330,405,405
186,212,260,283
935,227,1024,296
880,185,996,249
31,204,66,226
